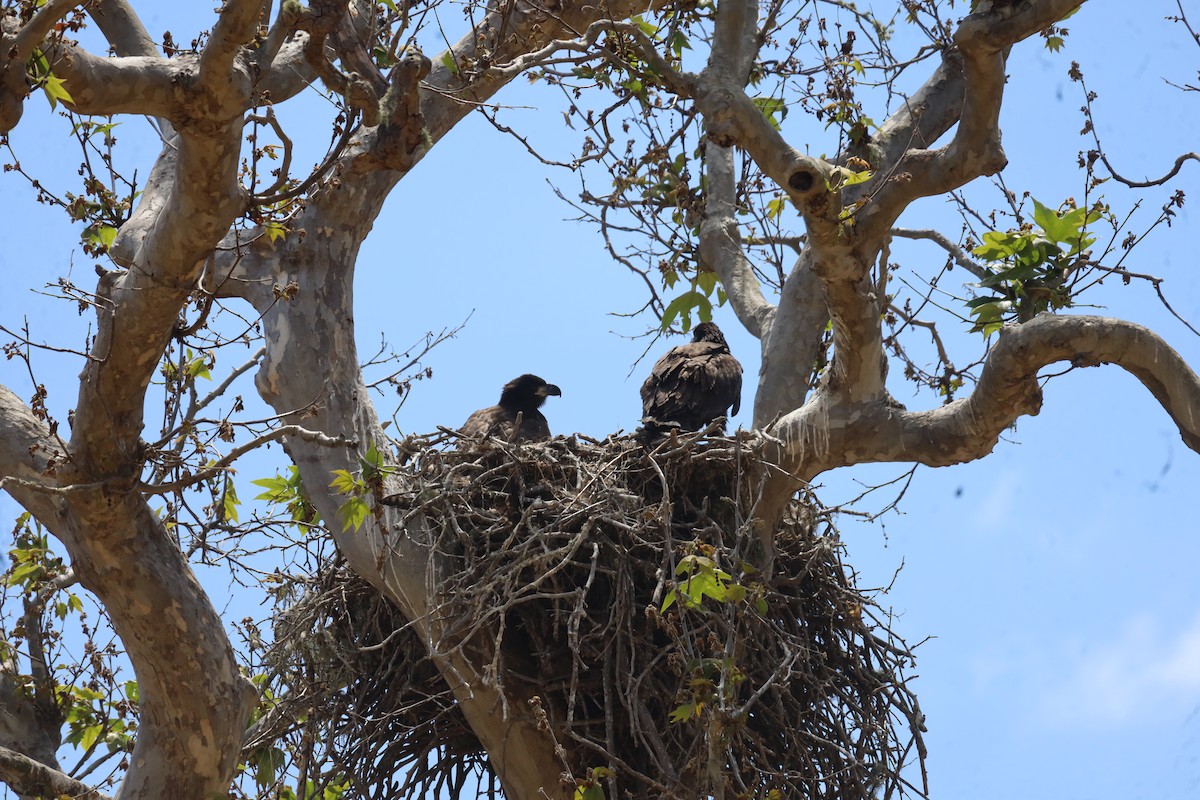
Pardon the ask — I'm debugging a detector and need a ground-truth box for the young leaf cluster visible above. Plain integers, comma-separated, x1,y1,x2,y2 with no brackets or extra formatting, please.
967,198,1100,335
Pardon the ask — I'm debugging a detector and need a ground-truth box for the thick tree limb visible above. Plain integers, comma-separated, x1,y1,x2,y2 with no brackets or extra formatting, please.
199,0,269,91
0,744,109,800
49,52,176,117
2,4,280,795
700,142,775,340
88,0,160,58
8,0,76,65
869,53,965,172
759,314,1200,523
862,0,1085,237
697,0,777,341
752,255,828,426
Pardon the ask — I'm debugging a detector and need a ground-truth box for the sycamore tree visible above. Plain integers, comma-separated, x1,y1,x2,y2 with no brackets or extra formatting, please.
0,0,1197,798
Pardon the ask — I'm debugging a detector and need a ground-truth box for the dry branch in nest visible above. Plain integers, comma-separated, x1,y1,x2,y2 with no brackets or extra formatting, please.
263,429,928,800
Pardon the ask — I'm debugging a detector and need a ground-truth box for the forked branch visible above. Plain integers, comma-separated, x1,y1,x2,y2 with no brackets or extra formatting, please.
770,313,1200,483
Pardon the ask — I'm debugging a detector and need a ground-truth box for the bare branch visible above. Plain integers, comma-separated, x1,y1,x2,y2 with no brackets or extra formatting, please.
1100,151,1200,188
140,424,357,494
891,227,988,279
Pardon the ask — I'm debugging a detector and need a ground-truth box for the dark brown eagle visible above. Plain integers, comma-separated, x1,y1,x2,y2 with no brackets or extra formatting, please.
461,374,562,442
639,321,742,440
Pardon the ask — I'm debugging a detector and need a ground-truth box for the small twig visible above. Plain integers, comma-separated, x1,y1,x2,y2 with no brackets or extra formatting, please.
139,425,357,494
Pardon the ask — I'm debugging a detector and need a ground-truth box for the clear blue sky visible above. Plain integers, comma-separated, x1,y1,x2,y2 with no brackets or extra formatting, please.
1,2,1198,798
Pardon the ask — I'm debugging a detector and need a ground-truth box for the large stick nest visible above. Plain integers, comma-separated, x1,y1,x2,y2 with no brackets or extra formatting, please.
265,430,927,799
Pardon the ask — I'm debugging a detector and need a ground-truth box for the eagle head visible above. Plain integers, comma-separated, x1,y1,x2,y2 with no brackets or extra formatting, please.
692,321,728,347
500,374,562,409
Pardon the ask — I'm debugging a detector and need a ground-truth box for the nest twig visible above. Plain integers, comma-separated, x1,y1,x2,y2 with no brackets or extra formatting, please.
262,429,928,800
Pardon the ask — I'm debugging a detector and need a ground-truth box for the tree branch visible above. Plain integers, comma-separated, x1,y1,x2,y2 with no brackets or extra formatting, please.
199,0,269,92
0,744,109,800
772,313,1200,482
752,254,828,426
140,424,357,494
891,227,988,279
862,0,1085,237
9,0,77,65
699,141,775,339
87,0,160,58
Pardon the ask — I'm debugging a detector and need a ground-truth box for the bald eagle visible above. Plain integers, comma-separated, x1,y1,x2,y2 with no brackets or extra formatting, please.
461,374,562,442
639,321,742,440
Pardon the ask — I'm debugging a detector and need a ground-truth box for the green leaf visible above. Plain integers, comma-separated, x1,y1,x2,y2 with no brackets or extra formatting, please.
263,220,287,244
631,15,658,36
440,51,459,76
322,779,350,800
661,291,703,329
337,497,370,531
575,785,606,800
766,195,787,221
41,74,74,109
672,555,733,608
660,589,678,613
6,560,43,589
222,482,239,524
1031,198,1063,240
967,298,1012,336
251,747,288,790
838,168,873,188
77,723,103,751
668,701,700,723
184,352,211,381
329,469,361,496
972,230,1021,261
81,224,119,251
363,442,385,469
696,270,718,296
669,30,690,58
252,475,291,501
752,96,787,130
827,166,874,190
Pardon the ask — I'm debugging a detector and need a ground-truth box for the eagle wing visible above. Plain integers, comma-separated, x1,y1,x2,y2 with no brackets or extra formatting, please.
641,341,743,429
462,405,514,438
461,405,551,442
517,411,551,441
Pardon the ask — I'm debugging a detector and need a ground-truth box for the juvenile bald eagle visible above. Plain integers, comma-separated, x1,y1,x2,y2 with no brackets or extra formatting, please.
461,374,562,442
639,321,742,441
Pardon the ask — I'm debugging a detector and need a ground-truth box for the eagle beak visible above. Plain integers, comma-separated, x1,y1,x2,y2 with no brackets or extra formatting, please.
540,384,562,397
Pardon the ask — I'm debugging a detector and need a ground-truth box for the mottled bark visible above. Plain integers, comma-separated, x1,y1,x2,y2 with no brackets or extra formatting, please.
210,1,676,797
0,2,268,797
